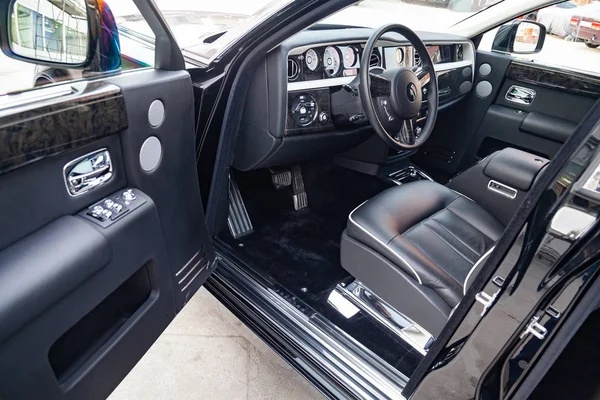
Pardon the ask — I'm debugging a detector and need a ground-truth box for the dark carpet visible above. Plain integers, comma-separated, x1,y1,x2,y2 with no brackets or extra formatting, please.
220,164,423,376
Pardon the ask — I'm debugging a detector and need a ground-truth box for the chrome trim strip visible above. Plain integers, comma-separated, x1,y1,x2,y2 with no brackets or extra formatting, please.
348,201,423,285
288,76,354,91
488,179,518,199
211,254,408,399
463,246,496,295
434,60,473,72
180,261,208,292
287,60,473,92
178,256,207,286
337,281,433,355
0,86,74,109
175,249,203,277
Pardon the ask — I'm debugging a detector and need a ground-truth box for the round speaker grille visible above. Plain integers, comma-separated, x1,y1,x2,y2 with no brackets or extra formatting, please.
479,63,492,77
476,81,493,98
139,136,162,172
148,100,165,128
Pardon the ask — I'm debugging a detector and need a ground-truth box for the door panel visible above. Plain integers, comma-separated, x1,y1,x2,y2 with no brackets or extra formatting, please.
414,51,600,177
0,69,215,399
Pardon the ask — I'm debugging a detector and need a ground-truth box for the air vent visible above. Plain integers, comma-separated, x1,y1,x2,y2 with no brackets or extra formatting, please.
456,44,463,61
413,51,421,67
288,58,300,81
370,49,381,68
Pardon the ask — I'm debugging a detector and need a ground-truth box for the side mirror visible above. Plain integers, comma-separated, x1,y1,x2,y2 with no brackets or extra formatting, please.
492,21,546,55
1,0,121,72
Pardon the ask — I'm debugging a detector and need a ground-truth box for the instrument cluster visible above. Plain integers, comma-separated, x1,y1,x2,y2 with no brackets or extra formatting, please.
288,44,370,82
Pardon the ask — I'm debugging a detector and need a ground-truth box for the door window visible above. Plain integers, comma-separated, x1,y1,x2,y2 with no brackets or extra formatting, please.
478,1,600,74
0,0,154,95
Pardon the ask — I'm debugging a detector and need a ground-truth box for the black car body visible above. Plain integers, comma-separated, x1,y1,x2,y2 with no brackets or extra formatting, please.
0,0,600,399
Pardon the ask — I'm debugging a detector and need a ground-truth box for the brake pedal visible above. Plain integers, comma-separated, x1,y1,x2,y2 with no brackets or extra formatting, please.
291,165,308,211
270,168,292,190
227,175,254,239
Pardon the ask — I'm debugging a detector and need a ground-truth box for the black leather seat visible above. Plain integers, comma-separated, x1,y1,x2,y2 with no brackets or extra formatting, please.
340,180,504,336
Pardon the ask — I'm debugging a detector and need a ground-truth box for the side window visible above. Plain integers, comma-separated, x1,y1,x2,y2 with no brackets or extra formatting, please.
0,0,155,96
478,1,600,75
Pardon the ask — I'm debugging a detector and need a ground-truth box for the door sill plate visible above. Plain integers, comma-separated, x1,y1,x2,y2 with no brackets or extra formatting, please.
208,248,408,400
330,281,434,356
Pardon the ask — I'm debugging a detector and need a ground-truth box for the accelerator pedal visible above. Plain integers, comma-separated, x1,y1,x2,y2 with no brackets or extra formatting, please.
291,165,308,211
227,175,254,239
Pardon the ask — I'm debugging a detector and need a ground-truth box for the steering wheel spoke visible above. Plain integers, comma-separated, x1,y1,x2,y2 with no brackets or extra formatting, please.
359,23,438,151
414,66,432,89
369,73,391,97
396,117,422,146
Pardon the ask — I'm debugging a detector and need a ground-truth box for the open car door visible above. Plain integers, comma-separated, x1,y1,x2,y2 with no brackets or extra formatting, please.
0,1,216,398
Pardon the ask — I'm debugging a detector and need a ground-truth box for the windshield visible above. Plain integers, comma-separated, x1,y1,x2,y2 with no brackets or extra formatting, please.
108,0,291,64
323,0,503,31
111,0,504,64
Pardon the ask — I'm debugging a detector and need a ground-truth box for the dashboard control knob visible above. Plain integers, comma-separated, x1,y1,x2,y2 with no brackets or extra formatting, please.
319,112,328,123
291,93,318,127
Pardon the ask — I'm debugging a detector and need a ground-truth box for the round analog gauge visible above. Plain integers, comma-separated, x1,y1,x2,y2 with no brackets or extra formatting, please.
395,48,404,67
323,46,341,77
343,46,357,68
305,48,319,71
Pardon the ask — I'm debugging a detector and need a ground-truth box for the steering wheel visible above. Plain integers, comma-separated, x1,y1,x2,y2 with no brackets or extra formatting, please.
359,24,438,150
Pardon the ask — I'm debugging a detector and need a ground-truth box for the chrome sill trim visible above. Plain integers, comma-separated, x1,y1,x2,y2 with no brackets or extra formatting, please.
211,251,408,400
337,281,433,356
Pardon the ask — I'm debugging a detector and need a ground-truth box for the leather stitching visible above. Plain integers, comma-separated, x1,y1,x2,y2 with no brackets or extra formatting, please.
401,196,462,237
445,205,496,243
432,217,481,257
421,223,474,265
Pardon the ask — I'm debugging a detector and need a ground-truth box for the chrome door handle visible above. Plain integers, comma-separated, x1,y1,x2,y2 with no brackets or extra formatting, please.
505,85,536,105
64,149,113,196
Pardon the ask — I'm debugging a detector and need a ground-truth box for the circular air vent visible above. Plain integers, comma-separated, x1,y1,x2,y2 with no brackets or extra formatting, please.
288,58,300,81
369,50,381,68
456,44,463,61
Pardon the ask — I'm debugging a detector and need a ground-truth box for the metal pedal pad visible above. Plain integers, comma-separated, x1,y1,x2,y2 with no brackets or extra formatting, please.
270,168,292,190
291,165,308,211
227,175,254,239
293,192,308,211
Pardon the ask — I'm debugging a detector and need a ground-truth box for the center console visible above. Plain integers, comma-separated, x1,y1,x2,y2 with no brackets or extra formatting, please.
447,148,549,225
389,166,433,185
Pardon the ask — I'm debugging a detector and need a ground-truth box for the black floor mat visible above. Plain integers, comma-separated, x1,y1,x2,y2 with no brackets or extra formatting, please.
220,164,423,376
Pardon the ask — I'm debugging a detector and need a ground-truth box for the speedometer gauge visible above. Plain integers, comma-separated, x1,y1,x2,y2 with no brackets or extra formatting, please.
323,46,341,77
305,49,319,71
343,46,358,68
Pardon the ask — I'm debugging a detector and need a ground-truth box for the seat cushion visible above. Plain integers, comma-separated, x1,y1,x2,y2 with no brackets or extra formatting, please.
346,181,504,306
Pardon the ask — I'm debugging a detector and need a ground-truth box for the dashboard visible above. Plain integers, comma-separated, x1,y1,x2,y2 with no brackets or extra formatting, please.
287,43,460,84
233,28,476,171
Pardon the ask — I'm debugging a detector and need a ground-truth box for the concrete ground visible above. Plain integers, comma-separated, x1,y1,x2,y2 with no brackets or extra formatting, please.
108,288,324,400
